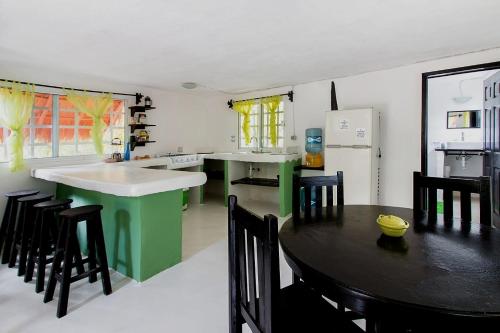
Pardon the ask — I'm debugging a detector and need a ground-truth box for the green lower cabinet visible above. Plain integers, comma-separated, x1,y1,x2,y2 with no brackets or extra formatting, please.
56,184,182,282
279,159,301,217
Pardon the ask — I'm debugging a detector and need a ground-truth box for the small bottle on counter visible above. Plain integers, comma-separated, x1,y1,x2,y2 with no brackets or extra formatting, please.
124,142,131,161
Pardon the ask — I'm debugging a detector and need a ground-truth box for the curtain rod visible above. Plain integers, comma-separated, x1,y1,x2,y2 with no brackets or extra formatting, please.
0,78,143,103
227,90,294,108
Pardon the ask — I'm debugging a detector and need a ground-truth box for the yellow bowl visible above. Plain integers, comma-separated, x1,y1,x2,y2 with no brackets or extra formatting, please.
376,214,409,237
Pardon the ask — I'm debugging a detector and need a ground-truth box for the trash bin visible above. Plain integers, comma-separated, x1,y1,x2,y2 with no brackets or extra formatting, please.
183,188,189,210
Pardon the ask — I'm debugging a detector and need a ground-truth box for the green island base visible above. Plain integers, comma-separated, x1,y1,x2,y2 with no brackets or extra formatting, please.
57,184,182,282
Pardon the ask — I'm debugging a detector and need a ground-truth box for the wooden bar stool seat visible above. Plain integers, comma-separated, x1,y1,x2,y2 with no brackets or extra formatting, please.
1,189,39,264
8,193,53,276
44,205,112,318
24,199,84,293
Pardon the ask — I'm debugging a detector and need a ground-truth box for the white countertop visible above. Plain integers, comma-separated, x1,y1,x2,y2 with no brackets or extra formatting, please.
202,152,301,163
31,162,207,197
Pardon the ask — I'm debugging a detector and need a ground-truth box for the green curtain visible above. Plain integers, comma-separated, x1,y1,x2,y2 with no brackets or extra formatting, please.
0,83,35,171
233,100,254,145
261,96,282,147
65,91,113,156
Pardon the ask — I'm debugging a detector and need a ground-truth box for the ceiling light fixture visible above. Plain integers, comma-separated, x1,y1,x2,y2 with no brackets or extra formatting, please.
452,79,472,104
181,82,197,89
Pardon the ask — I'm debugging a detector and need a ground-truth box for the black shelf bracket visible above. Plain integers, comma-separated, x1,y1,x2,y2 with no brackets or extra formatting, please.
231,177,279,187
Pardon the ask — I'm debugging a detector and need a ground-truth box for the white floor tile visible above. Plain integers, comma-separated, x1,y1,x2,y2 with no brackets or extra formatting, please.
0,200,364,332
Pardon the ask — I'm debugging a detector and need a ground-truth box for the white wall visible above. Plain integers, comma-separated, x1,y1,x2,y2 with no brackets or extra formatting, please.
134,89,231,156
222,47,500,208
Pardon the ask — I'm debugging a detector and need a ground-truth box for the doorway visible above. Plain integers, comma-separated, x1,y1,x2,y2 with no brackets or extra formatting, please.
421,61,500,226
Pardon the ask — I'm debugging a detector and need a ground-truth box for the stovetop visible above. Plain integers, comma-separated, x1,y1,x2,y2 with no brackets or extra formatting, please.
157,152,191,157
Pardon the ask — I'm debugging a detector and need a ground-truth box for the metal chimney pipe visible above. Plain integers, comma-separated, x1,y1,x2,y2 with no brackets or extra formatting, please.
331,81,338,111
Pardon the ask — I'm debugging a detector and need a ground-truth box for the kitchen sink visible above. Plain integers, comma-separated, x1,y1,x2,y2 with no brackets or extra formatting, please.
445,142,484,150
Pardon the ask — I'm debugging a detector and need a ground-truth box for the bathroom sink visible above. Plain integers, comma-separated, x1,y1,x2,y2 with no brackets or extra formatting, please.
445,142,484,150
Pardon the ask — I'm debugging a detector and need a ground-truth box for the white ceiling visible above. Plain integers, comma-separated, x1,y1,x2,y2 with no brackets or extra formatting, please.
1,0,500,94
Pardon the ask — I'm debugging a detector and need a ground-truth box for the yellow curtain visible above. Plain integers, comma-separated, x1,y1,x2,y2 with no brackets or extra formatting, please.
0,83,35,171
65,91,113,156
261,96,282,147
233,100,254,145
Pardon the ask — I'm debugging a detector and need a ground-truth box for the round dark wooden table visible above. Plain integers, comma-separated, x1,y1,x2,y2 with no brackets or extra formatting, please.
279,205,500,332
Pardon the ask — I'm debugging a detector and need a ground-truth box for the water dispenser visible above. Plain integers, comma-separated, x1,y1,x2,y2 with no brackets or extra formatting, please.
305,128,324,168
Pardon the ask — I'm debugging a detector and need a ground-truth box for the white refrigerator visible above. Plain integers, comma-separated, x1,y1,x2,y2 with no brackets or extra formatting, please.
324,108,380,205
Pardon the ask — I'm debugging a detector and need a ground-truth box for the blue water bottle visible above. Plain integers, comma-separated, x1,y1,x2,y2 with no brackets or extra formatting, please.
124,142,131,161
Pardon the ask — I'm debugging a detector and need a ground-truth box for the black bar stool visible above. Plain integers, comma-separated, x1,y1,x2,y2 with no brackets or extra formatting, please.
8,193,53,276
44,205,112,318
1,189,40,263
24,199,86,293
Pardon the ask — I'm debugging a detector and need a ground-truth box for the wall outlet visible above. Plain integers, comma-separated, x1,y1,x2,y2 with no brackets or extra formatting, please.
291,135,297,141
177,146,183,153
230,135,236,143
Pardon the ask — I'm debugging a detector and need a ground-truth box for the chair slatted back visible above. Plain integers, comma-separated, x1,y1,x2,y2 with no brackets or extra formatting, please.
228,195,280,333
292,173,344,220
413,171,491,226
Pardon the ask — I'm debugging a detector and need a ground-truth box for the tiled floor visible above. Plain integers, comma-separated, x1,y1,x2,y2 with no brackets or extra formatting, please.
0,200,304,333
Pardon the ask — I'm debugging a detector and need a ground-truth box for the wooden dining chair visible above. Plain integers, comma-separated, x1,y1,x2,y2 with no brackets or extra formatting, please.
292,173,362,319
292,172,344,220
228,195,362,333
413,171,491,226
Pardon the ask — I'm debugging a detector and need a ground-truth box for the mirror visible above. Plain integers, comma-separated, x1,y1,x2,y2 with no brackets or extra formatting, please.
447,110,481,129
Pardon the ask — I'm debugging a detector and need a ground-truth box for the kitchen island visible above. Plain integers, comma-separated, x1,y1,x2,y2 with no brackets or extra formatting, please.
32,162,206,282
202,152,301,217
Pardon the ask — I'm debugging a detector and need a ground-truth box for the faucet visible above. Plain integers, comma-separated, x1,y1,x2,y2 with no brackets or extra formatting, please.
250,136,261,153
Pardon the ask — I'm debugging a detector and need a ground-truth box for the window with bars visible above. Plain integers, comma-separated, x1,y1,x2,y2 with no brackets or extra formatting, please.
238,101,285,150
58,96,125,156
0,93,125,162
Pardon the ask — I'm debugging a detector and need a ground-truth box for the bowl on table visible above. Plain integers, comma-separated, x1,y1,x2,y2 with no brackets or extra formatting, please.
376,214,409,237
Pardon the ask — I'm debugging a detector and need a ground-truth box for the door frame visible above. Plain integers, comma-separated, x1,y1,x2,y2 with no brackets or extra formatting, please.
421,61,500,175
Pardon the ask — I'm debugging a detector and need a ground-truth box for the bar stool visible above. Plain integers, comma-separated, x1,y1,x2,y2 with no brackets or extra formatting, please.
1,189,40,263
8,193,53,276
44,205,112,318
24,199,85,293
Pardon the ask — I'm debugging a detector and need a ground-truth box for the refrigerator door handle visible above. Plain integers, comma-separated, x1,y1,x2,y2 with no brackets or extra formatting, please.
326,144,372,149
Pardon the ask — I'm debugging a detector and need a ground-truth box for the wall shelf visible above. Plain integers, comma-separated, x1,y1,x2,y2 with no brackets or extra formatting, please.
130,137,156,151
435,148,485,156
129,124,156,131
129,105,156,117
294,165,325,171
129,103,156,151
231,177,279,187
